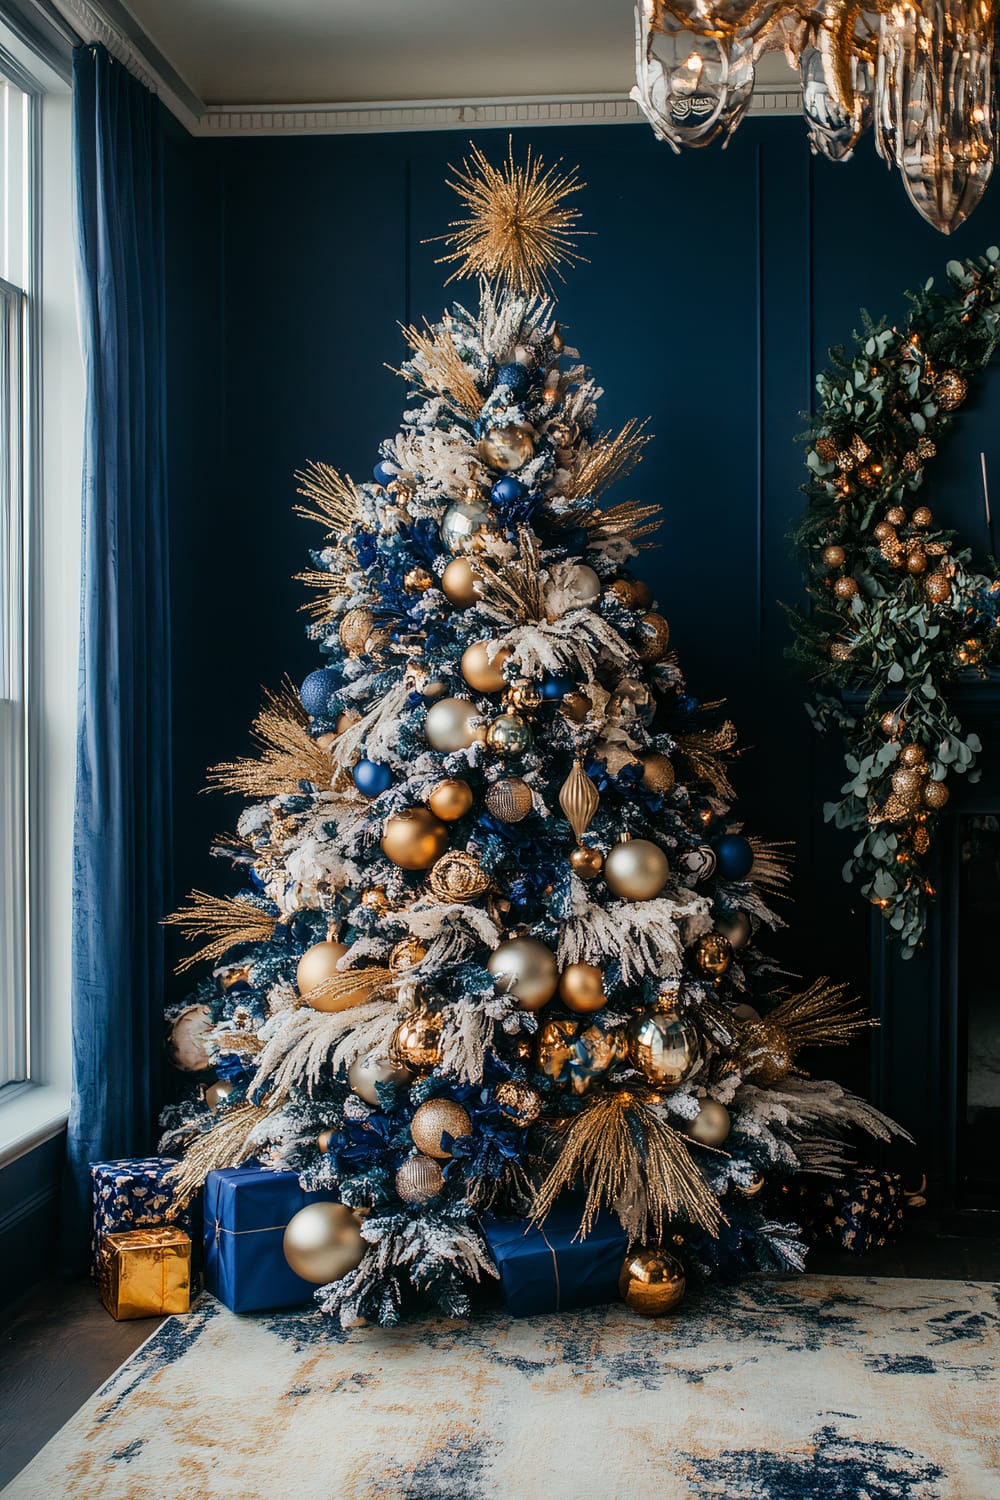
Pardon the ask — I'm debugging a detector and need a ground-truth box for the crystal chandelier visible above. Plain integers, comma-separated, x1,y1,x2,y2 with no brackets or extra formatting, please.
631,0,999,233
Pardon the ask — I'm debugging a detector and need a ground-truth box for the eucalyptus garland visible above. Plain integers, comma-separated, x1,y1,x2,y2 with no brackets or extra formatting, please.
789,251,1000,957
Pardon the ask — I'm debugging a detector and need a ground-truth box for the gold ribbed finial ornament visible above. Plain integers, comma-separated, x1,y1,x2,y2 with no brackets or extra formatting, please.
559,758,600,842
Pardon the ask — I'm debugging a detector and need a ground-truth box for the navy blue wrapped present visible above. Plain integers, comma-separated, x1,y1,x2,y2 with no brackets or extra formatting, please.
91,1157,195,1270
817,1168,905,1255
481,1197,628,1317
204,1166,339,1313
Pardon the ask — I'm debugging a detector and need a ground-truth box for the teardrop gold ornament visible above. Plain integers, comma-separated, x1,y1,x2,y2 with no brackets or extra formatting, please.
559,759,600,842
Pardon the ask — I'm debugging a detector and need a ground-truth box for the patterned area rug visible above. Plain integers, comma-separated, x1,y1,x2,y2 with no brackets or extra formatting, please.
5,1276,997,1500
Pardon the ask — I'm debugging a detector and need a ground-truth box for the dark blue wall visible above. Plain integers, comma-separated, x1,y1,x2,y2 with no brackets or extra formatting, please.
166,120,1000,1125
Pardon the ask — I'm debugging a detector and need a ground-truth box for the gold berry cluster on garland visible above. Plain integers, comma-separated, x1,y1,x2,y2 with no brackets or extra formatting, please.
789,250,1000,957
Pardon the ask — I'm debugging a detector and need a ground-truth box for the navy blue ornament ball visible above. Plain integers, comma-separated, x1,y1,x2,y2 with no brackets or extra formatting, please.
300,667,338,718
353,758,393,799
491,476,525,506
372,460,396,488
495,362,530,397
540,672,574,701
713,834,754,882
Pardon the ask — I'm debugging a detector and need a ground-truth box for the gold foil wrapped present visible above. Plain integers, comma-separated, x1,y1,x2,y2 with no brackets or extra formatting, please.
98,1226,191,1320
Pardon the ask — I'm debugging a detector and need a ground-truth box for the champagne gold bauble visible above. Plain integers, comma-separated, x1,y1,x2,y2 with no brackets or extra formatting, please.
404,567,433,593
441,556,484,608
486,713,532,757
494,1079,542,1127
925,573,951,604
638,752,675,795
168,1004,214,1072
912,506,933,528
395,1154,445,1204
486,777,533,822
339,606,375,656
834,577,860,600
536,1017,626,1094
296,940,349,997
635,612,671,662
409,1098,473,1159
627,1009,701,1086
428,850,492,904
425,697,485,752
361,886,391,916
440,498,493,555
347,1053,413,1106
478,422,535,471
559,962,607,1014
388,937,428,971
873,522,896,542
604,837,669,901
714,910,752,949
565,563,602,605
282,1203,365,1285
822,544,846,567
558,760,600,841
618,1248,686,1316
686,1099,731,1146
461,641,511,693
885,506,907,526
390,1008,442,1070
692,932,733,978
380,808,449,870
204,1080,234,1111
506,677,543,712
569,844,604,880
487,937,559,1010
427,778,474,822
923,779,949,808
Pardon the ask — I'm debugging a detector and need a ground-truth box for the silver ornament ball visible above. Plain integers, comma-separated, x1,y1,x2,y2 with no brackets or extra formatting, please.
347,1053,413,1107
487,936,559,1011
424,696,485,752
439,498,494,555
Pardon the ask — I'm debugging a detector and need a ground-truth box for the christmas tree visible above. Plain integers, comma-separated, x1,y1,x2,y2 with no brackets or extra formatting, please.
161,143,903,1326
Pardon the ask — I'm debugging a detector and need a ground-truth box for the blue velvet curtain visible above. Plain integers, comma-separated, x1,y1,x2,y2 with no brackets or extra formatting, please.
65,44,171,1258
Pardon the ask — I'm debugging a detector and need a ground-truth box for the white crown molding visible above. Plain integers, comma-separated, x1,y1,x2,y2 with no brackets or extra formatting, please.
48,0,201,131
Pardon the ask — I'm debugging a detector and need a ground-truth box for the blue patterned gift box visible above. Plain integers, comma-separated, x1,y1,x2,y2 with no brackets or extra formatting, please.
91,1157,196,1271
817,1169,906,1255
204,1166,340,1313
481,1196,629,1317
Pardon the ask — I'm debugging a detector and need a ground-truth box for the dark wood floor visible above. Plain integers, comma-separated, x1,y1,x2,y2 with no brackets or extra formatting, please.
1,1223,997,1491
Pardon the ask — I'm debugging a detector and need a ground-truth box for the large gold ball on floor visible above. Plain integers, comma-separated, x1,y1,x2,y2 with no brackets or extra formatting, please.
692,932,733,977
537,1017,626,1094
569,844,604,881
282,1203,365,1285
427,778,474,822
486,713,532,756
380,808,449,870
478,422,535,471
635,612,671,662
638,752,675,795
619,1248,686,1316
486,777,533,822
425,696,485,752
559,962,607,1014
687,1099,731,1146
461,641,511,693
296,940,349,998
390,1009,442,1070
168,1004,214,1071
441,556,484,608
347,1053,413,1106
923,779,949,809
494,1079,542,1127
409,1098,473,1160
440,497,494,554
395,1154,445,1204
604,838,669,901
487,937,559,1010
628,1009,702,1087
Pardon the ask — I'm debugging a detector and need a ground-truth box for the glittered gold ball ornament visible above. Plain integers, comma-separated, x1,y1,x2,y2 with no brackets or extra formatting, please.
380,807,449,870
559,962,608,1014
360,886,391,916
891,766,924,805
388,937,428,971
494,1079,542,1127
900,744,926,768
687,1099,731,1146
506,677,543,712
618,1248,686,1316
440,497,494,555
569,844,604,880
425,697,485,752
923,778,949,809
638,752,675,795
627,1009,702,1087
409,1098,472,1160
428,849,492,904
204,1080,234,1111
912,506,933,528
441,556,484,608
486,776,533,822
461,640,511,693
692,932,733,978
395,1154,445,1204
880,709,904,737
390,1008,442,1070
934,370,967,410
347,1053,413,1106
404,567,434,593
536,1017,626,1094
168,1004,214,1072
822,544,846,567
604,837,669,902
833,577,860,600
885,506,907,527
714,910,752,949
487,937,559,1010
478,422,535,471
427,778,474,822
485,713,532,756
925,573,951,604
740,1019,794,1084
296,940,349,998
873,522,896,542
635,612,671,662
282,1203,366,1285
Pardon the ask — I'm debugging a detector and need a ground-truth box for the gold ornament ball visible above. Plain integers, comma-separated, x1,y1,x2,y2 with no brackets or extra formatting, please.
693,932,734,977
282,1203,366,1285
891,766,924,804
347,1053,413,1106
395,1154,445,1204
404,567,434,593
204,1079,234,1111
168,1004,214,1072
741,1019,794,1084
912,506,933,528
822,544,846,567
880,709,904,738
428,778,474,822
900,744,926,768
477,422,536,471
566,563,602,605
506,677,543,712
635,612,671,662
925,573,951,604
733,1170,766,1198
687,1099,731,1146
428,850,492,904
833,577,860,600
338,606,375,656
425,696,485,752
873,522,896,542
388,937,428,972
487,937,559,1011
361,886,391,916
559,690,591,724
486,712,532,757
461,640,511,693
923,779,949,809
380,808,449,870
885,506,907,527
628,1009,702,1087
296,939,349,998
906,546,927,575
390,1008,442,1070
559,961,607,1014
441,556,484,608
714,910,752,949
569,844,604,881
486,776,533,822
638,752,675,795
604,838,670,902
494,1079,542,1127
618,1248,686,1317
409,1098,473,1160
537,1017,626,1095
440,498,494,555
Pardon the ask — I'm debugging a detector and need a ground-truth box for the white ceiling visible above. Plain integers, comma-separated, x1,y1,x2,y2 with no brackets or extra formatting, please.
118,0,795,107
